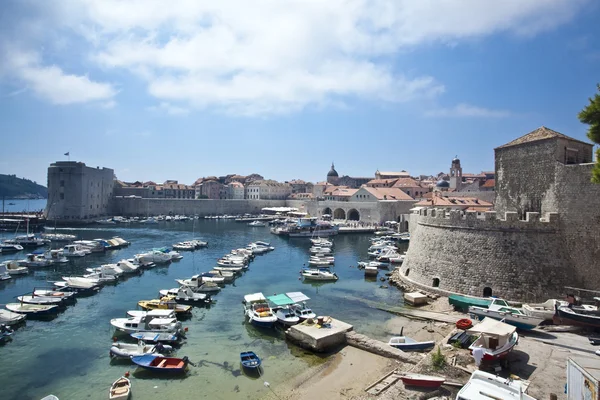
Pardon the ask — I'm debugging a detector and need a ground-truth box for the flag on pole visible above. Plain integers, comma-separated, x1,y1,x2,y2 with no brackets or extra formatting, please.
64,152,69,156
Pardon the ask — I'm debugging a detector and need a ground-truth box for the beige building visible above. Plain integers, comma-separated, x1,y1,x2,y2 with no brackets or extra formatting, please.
246,180,292,200
228,181,245,200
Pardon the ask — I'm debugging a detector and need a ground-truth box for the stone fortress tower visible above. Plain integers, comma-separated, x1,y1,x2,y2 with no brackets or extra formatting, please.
327,162,340,185
449,156,462,190
400,127,600,302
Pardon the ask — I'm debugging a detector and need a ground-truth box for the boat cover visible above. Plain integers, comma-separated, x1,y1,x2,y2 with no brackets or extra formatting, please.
244,293,266,303
286,292,310,303
267,294,295,306
467,317,516,337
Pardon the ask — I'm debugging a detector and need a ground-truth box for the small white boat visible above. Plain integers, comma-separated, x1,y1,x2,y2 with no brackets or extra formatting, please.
86,265,124,277
308,258,334,266
0,243,24,253
388,333,435,351
1,260,28,275
358,261,386,269
110,341,172,359
310,237,333,247
109,376,131,400
62,244,89,257
0,265,11,281
456,370,536,400
172,242,196,251
6,303,59,316
248,221,266,227
0,309,27,325
469,298,544,330
17,294,64,306
136,250,172,265
208,269,235,282
213,265,244,273
110,312,182,334
32,289,76,302
62,276,100,288
522,299,566,321
301,268,338,281
20,253,53,268
364,266,378,277
216,258,245,267
243,293,277,328
159,287,211,303
309,246,332,255
115,260,140,273
73,240,105,253
82,271,118,284
47,249,68,264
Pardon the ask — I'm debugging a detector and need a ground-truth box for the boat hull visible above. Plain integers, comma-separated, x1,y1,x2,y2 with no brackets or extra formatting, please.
449,294,491,312
469,307,542,330
554,306,600,328
399,375,445,388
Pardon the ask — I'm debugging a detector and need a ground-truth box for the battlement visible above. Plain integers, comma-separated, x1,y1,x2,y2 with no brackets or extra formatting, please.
413,208,559,232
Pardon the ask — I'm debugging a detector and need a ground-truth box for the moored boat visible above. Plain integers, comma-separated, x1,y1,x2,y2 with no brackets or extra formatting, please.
0,309,27,326
243,293,277,328
109,341,173,359
469,298,543,330
301,268,338,281
1,260,28,275
109,376,131,400
240,351,261,371
138,297,192,316
159,287,211,304
130,354,189,373
130,331,181,344
5,303,59,317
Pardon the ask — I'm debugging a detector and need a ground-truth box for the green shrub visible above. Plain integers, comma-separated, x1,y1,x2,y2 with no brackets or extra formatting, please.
431,347,446,370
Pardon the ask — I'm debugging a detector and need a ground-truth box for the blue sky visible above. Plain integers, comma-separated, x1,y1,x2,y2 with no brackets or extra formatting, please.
1,0,599,186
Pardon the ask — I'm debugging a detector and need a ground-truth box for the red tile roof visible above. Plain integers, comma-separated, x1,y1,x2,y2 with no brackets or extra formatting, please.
361,187,414,201
481,179,495,188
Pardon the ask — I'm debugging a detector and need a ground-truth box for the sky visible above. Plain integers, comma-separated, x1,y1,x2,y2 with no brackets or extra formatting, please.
1,0,599,186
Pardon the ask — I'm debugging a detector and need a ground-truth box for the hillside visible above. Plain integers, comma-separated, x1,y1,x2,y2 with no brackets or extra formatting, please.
0,174,47,199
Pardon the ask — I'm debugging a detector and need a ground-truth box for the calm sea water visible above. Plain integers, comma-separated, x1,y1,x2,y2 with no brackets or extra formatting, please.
0,217,408,400
1,198,47,213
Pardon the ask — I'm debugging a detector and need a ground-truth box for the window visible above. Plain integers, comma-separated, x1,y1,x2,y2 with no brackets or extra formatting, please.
60,193,65,200
432,278,440,287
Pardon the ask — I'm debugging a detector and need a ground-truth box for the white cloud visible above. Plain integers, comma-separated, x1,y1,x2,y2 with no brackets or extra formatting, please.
4,0,588,114
425,103,512,118
1,46,116,105
148,102,189,116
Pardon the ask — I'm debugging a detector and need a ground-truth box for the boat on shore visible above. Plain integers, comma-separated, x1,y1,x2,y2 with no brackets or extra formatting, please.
456,370,536,400
109,376,131,400
449,294,492,312
388,335,435,352
469,298,544,330
399,374,445,388
522,299,566,321
553,305,600,328
467,318,518,364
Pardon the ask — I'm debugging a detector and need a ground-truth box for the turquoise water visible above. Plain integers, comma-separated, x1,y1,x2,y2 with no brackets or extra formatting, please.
0,219,407,400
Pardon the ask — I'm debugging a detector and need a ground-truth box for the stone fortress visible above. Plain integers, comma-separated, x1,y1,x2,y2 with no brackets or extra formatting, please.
399,127,600,302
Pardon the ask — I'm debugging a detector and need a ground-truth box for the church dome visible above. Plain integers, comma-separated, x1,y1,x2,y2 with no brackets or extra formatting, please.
436,179,450,188
327,163,339,177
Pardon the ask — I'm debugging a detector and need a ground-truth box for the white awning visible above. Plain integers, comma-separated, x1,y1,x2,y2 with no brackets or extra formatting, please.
244,293,266,303
467,317,516,337
286,292,310,303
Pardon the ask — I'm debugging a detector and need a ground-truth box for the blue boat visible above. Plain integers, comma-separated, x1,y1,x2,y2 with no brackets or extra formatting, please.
387,328,435,351
131,354,189,373
240,351,261,370
130,331,181,344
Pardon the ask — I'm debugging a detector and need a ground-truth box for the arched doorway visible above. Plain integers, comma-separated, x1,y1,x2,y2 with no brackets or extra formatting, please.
333,208,346,220
347,209,360,221
323,207,332,216
483,287,493,297
432,278,440,288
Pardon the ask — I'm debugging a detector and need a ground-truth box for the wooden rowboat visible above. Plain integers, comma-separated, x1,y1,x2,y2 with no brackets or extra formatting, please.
399,374,445,388
109,376,131,400
240,351,261,371
131,354,189,373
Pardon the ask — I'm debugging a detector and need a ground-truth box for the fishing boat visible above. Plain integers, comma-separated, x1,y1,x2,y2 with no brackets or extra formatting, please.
138,297,192,316
456,370,537,400
449,294,492,312
110,311,182,334
32,288,76,304
0,309,27,325
130,354,189,373
554,305,600,328
130,331,181,344
5,303,59,317
243,293,277,328
109,341,173,359
240,351,262,371
388,335,435,351
16,294,66,307
399,374,445,388
267,294,301,326
469,298,544,330
109,376,131,400
467,318,519,364
522,299,566,321
301,268,338,281
159,287,211,304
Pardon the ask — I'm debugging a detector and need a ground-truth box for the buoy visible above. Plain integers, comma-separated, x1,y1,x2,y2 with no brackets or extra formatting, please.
184,327,189,332
124,371,130,377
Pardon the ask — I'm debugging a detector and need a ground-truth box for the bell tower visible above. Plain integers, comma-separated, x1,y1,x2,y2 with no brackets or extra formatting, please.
449,156,462,190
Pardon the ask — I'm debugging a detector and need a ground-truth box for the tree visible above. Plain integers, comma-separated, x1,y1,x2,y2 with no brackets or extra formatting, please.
578,84,600,183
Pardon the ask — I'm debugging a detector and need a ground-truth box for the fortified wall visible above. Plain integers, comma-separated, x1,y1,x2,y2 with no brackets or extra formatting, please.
401,127,600,302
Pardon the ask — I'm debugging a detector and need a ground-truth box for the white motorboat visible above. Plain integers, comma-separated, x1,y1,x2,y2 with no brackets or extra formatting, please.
253,241,271,247
16,294,65,306
73,240,105,253
190,239,208,248
135,250,172,265
217,258,246,268
41,233,76,242
159,287,211,303
364,266,378,277
308,258,333,266
309,246,332,255
469,298,544,330
32,289,76,302
62,244,89,257
172,242,196,251
115,260,140,273
456,370,536,400
167,250,183,261
222,253,251,264
5,233,48,247
20,253,52,268
0,265,12,281
290,303,316,321
111,236,131,247
0,243,24,253
368,241,394,251
5,303,59,316
246,243,273,254
1,260,28,275
176,276,222,293
62,276,100,289
243,293,278,328
248,221,266,227
266,294,301,326
177,273,223,286
47,249,68,264
301,268,338,281
522,299,566,321
86,264,124,277
110,312,182,334
208,269,235,283
467,318,519,365
109,376,131,400
309,237,333,247
213,264,244,273
110,341,173,359
126,309,176,318
0,309,27,325
82,271,118,284
388,253,405,264
358,261,387,269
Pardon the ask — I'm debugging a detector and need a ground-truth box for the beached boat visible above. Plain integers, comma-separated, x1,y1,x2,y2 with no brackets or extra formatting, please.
130,354,189,374
159,287,211,304
5,303,59,316
449,294,492,312
388,335,435,352
554,306,600,328
456,370,537,400
469,299,544,330
130,331,181,344
522,299,566,321
467,318,518,364
399,374,445,388
110,342,173,359
0,309,27,325
301,268,338,281
138,297,192,316
243,293,277,328
240,351,261,371
109,376,131,400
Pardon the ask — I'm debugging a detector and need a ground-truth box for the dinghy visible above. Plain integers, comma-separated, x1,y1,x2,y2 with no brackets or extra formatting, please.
130,331,181,344
131,354,189,373
399,374,445,388
110,341,173,359
240,351,261,371
109,376,131,400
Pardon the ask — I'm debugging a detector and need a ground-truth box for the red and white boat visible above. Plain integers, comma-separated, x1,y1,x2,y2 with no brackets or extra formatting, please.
467,317,518,363
399,374,445,388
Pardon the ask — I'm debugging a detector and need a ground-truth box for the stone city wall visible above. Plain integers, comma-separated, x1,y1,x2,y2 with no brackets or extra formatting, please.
401,208,569,302
112,197,286,217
